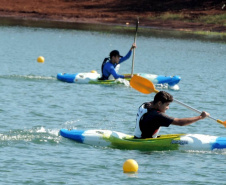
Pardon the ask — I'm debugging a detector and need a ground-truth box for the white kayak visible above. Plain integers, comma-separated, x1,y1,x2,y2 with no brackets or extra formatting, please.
57,72,181,90
60,129,226,152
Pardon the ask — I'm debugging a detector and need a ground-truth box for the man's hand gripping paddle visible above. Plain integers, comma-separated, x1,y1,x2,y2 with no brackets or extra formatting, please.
130,75,226,127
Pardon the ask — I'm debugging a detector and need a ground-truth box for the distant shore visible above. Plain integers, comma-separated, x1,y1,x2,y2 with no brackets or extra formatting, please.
0,0,225,41
1,15,225,42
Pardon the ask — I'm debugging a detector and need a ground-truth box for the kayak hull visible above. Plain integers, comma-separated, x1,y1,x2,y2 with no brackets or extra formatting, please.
60,129,226,151
56,72,181,89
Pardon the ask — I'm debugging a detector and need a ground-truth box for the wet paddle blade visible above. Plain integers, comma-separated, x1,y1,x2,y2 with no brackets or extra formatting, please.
130,75,159,94
217,120,226,127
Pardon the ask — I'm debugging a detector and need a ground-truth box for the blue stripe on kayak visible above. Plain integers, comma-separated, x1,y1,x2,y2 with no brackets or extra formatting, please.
60,129,85,143
168,75,181,86
57,73,78,83
156,75,171,84
156,75,181,86
211,137,226,150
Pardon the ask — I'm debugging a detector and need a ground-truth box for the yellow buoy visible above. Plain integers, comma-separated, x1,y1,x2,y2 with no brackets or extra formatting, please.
123,159,138,173
90,70,97,73
37,56,45,63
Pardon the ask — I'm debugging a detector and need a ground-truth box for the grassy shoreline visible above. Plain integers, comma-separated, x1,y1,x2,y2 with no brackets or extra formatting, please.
148,13,226,26
0,16,225,42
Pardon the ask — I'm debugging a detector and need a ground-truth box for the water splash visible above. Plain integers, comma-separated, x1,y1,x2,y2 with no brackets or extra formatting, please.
0,74,56,81
115,78,130,87
185,149,226,155
0,127,61,147
155,83,180,91
60,119,83,130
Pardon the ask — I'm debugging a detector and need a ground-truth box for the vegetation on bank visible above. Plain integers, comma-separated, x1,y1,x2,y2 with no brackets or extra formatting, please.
147,13,226,26
0,13,225,42
198,14,226,25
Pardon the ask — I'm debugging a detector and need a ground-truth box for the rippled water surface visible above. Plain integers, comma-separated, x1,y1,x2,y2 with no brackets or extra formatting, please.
0,26,226,185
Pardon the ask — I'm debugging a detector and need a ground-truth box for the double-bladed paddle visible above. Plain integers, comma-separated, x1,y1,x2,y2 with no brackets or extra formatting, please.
130,75,226,127
131,18,139,77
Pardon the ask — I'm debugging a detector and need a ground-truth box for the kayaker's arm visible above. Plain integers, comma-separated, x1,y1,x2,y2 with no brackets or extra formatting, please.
172,111,210,126
109,68,125,79
119,43,136,64
124,74,132,78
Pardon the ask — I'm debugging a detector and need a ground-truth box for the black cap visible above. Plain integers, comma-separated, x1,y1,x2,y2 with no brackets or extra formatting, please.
110,50,123,58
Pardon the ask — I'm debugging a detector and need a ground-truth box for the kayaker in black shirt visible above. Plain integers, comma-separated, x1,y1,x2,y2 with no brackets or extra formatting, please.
134,91,210,139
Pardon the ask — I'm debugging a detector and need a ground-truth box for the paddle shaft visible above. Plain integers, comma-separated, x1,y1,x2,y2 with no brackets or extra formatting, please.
131,19,139,76
173,98,218,122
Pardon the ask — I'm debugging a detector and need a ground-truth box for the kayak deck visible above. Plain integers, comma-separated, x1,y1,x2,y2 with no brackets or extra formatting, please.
60,129,183,151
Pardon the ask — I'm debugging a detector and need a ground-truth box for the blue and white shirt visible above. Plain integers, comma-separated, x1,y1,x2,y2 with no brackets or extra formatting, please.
102,50,132,79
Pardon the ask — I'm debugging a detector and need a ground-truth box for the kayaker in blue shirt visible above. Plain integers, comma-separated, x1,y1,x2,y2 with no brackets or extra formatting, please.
134,91,210,139
99,43,136,80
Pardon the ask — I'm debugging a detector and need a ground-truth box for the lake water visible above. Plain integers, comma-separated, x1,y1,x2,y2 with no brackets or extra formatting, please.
0,26,226,185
